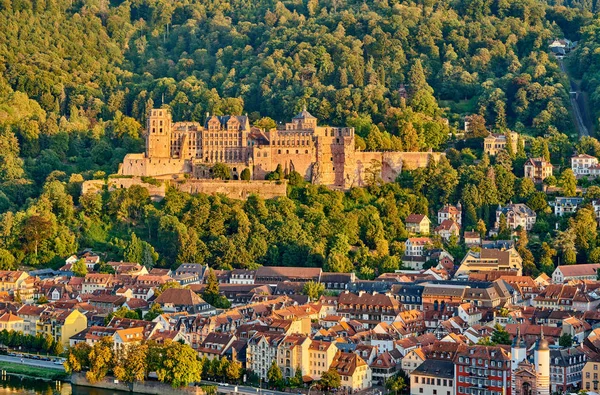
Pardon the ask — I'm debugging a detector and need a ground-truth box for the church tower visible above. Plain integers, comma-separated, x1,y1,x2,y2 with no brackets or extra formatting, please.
534,330,550,395
146,108,172,158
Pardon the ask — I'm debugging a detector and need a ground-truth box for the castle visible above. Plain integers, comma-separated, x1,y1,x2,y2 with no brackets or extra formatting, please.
119,108,442,189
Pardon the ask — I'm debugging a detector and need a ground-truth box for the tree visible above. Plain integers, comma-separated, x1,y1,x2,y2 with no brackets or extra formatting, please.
491,324,511,345
465,114,489,138
319,367,341,391
302,281,325,301
64,342,91,373
240,168,251,181
559,169,577,197
202,268,231,309
225,356,242,383
114,343,148,387
289,366,303,387
144,303,163,321
212,163,231,180
156,341,202,388
105,307,140,325
267,360,284,389
0,249,16,270
559,333,573,348
86,337,114,383
385,374,407,395
72,258,88,277
125,232,143,263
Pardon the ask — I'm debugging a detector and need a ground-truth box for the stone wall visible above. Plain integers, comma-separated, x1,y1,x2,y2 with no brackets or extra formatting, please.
82,177,167,201
71,373,205,395
120,154,190,177
174,180,287,200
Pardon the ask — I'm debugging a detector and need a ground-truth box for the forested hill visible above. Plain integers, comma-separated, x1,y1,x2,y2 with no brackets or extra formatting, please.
0,0,582,138
0,0,597,272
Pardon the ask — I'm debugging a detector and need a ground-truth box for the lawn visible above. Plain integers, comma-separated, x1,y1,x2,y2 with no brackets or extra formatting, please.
0,361,69,381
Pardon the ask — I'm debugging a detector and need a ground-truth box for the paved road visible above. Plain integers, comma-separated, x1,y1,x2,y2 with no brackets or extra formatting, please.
0,354,65,370
559,58,590,138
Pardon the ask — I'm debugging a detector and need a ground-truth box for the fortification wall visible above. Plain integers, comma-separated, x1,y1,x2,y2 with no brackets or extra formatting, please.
174,180,287,200
82,178,167,201
120,154,190,177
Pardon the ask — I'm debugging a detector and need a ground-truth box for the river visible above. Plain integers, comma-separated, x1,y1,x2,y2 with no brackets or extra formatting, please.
0,375,130,395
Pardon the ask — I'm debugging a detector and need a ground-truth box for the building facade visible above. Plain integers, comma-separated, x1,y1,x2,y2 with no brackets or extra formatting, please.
120,108,443,189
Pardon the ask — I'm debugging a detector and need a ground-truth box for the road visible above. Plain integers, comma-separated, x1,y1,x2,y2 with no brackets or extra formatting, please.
201,381,384,395
559,58,590,138
0,354,65,370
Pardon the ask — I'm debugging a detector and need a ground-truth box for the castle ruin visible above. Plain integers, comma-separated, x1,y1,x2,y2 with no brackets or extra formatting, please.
119,108,442,189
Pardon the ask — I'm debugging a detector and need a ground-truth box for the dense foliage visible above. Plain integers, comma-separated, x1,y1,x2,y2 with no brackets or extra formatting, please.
0,0,598,277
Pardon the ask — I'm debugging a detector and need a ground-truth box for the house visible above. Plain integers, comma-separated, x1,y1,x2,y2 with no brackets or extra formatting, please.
562,317,590,344
154,288,213,314
552,264,600,283
405,214,431,235
454,345,511,395
405,238,432,257
254,266,322,285
276,334,311,379
582,357,600,393
336,291,401,326
0,312,24,332
370,351,400,386
484,131,518,156
550,347,586,393
464,231,481,247
309,340,338,379
571,154,598,177
247,333,286,380
549,38,575,53
330,352,372,391
82,273,113,294
434,220,460,242
495,203,537,231
113,327,145,350
524,157,553,184
438,203,462,226
38,308,88,348
403,238,437,270
410,360,454,395
455,248,523,278
197,332,237,360
0,271,30,294
552,197,584,216
229,269,256,285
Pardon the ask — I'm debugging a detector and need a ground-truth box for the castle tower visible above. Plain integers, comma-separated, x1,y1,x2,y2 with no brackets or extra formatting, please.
511,327,527,372
146,108,172,158
534,330,550,395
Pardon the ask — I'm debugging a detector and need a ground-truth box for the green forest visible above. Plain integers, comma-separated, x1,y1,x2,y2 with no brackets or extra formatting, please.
1,0,600,277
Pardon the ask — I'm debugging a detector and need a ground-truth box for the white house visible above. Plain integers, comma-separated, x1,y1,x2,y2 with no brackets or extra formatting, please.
571,154,599,177
552,264,600,283
552,197,584,216
404,238,432,257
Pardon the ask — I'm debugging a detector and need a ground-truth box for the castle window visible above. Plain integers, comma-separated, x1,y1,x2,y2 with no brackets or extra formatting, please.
305,150,308,154
296,150,299,154
286,150,289,154
278,150,281,154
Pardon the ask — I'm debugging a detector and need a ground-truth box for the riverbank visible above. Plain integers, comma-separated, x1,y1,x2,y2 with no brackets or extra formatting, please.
0,361,69,380
71,372,206,394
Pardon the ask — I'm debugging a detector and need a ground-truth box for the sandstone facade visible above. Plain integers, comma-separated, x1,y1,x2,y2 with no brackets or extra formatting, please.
120,108,442,188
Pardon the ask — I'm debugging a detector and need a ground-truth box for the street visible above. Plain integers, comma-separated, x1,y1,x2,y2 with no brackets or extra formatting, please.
0,354,65,370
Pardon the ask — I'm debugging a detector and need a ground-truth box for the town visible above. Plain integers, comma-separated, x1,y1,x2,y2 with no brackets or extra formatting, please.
1,211,600,395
